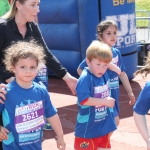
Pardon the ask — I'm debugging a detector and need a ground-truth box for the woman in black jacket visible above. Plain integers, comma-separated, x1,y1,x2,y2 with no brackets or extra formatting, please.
0,0,77,93
0,0,77,146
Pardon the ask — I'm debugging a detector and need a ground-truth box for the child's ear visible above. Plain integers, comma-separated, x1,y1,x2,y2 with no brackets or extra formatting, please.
11,66,15,73
86,58,90,66
97,35,102,41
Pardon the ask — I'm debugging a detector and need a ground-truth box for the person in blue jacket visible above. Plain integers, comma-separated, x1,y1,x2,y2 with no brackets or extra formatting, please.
77,20,135,132
0,40,66,150
133,51,150,150
74,40,121,150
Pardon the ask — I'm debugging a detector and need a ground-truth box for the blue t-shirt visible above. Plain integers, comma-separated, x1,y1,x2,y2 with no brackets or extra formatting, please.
133,81,150,115
34,63,48,90
78,47,126,113
0,80,57,150
75,68,116,138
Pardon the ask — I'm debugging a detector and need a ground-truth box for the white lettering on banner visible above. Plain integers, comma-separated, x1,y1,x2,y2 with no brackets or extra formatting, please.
113,0,125,6
118,14,128,36
127,0,135,3
113,0,135,6
106,13,136,48
129,14,136,35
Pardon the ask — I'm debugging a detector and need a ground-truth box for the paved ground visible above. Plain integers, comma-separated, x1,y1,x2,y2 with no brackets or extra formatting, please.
42,74,150,150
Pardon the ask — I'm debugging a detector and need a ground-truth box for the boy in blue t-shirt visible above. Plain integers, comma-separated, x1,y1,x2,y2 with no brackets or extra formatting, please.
77,20,135,129
74,41,120,150
0,41,65,150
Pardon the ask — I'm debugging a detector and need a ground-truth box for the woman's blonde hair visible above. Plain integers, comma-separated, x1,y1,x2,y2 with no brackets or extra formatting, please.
86,40,112,63
134,51,150,78
3,40,46,72
2,0,26,20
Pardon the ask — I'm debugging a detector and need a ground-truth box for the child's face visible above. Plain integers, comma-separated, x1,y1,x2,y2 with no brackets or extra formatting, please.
12,58,38,86
99,25,117,47
86,58,109,78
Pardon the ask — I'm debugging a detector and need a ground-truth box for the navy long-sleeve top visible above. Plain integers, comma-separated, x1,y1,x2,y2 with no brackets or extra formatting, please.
0,17,67,83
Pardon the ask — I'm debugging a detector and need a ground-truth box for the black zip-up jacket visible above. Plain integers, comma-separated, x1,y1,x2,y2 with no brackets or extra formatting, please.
0,18,67,83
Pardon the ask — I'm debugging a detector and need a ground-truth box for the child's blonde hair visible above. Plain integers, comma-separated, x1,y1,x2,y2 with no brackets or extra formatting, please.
3,40,46,72
86,40,112,63
134,51,150,77
96,20,118,40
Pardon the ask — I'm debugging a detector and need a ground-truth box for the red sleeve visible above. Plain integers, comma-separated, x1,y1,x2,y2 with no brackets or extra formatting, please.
80,98,89,105
8,0,11,4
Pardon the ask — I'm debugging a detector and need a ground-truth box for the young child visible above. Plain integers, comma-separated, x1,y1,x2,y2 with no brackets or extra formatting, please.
34,59,52,131
133,51,150,150
74,40,117,150
0,41,66,150
77,20,135,127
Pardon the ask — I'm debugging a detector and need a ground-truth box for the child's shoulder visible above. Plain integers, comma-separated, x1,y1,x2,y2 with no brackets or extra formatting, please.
78,68,92,84
6,82,13,93
145,81,150,88
111,47,120,53
79,68,92,79
32,81,47,92
6,81,47,94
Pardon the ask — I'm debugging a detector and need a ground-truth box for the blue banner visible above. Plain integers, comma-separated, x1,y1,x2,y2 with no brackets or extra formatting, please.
100,0,136,54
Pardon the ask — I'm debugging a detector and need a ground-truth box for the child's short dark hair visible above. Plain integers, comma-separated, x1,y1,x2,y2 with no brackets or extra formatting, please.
86,40,112,63
3,40,46,72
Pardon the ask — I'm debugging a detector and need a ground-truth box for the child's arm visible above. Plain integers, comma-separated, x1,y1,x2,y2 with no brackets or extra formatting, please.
108,63,121,75
133,112,150,149
77,58,87,76
47,114,66,150
0,126,9,141
119,72,135,105
83,97,115,108
77,67,83,76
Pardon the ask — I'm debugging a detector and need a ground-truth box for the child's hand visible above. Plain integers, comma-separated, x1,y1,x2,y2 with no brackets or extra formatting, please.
128,93,135,105
105,97,115,108
0,84,7,104
56,135,66,150
0,126,9,141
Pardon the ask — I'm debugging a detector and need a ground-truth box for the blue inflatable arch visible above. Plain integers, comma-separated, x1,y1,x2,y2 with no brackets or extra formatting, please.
38,0,99,76
38,0,137,79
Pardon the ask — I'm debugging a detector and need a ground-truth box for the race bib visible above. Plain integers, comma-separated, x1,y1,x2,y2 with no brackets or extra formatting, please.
94,82,110,120
94,82,110,98
15,100,45,133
